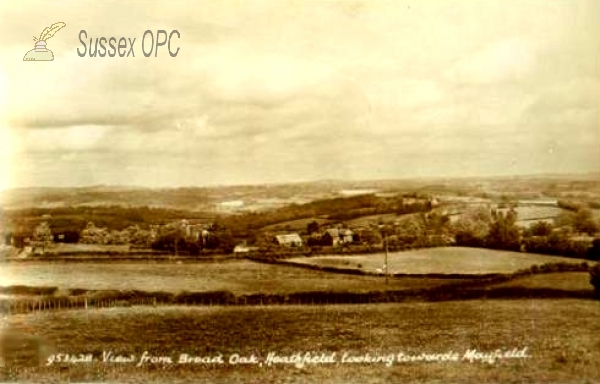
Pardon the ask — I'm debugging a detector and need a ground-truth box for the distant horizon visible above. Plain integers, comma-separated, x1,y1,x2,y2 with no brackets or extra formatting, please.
1,1,598,191
2,170,599,193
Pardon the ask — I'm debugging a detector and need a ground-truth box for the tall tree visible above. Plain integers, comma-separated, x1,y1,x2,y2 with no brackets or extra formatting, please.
306,221,320,235
573,209,599,235
33,221,53,254
526,221,553,237
486,209,520,251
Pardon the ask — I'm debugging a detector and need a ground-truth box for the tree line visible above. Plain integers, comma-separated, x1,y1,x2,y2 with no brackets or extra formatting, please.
454,206,600,260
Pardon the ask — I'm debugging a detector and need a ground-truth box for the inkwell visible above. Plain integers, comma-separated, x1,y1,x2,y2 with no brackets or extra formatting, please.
23,22,66,61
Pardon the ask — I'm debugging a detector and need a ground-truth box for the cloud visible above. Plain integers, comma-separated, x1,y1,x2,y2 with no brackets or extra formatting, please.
1,0,598,188
444,38,538,84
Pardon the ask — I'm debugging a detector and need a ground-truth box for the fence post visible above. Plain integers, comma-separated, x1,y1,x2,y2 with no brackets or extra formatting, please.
85,298,88,310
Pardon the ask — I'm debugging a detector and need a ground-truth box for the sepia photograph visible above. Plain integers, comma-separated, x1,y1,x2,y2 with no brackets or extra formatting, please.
0,0,599,382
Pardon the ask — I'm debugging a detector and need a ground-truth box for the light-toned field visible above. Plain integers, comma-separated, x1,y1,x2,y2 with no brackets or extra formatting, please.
41,243,132,254
288,247,586,275
502,206,563,221
4,300,600,383
0,260,461,294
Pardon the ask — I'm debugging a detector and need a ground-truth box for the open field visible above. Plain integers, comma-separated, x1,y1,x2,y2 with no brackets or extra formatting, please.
501,206,563,221
346,213,400,227
3,300,600,383
288,247,587,275
38,243,134,254
491,272,593,291
0,260,462,294
261,217,332,232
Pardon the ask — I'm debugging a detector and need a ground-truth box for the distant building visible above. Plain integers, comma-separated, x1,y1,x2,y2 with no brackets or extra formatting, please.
273,233,303,247
233,244,260,254
321,228,355,247
80,222,110,244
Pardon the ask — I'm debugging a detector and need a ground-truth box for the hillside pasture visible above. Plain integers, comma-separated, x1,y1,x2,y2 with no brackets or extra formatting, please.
346,213,402,227
261,217,332,232
3,300,600,383
288,247,586,275
490,272,593,291
0,260,461,294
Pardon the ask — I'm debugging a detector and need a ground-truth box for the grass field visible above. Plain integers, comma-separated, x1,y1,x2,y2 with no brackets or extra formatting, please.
491,272,593,291
288,247,586,275
40,243,134,254
261,217,332,232
3,300,600,383
0,260,462,294
501,206,563,221
346,213,400,227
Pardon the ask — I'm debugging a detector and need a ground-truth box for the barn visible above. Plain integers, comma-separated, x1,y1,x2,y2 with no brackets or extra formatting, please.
273,233,303,247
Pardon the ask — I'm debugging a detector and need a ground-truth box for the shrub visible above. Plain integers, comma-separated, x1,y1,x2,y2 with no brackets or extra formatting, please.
590,264,600,294
0,285,58,296
174,290,236,305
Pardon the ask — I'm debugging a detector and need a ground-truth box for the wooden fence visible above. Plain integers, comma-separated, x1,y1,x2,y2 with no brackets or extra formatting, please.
0,296,161,315
1,285,597,316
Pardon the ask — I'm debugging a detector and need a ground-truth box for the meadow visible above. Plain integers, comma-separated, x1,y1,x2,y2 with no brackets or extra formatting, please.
288,247,585,275
490,272,593,291
261,217,332,232
0,259,462,294
3,300,600,383
500,206,563,221
40,243,133,254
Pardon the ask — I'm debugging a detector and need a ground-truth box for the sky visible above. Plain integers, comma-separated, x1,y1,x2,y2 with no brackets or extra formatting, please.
0,0,598,189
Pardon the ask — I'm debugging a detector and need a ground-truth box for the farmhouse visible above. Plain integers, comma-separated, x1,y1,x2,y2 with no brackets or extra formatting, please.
273,233,303,247
321,228,355,247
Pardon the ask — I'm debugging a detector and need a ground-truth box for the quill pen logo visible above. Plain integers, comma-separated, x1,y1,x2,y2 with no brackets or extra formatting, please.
23,22,66,61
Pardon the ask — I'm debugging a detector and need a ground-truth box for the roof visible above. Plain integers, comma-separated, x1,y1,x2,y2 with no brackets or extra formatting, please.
234,244,259,252
274,233,303,244
324,228,354,237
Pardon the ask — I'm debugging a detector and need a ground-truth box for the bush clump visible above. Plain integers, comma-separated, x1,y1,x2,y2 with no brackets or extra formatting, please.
590,264,600,295
0,285,58,296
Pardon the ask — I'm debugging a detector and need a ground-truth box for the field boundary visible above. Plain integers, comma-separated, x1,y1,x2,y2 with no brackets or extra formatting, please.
251,256,590,279
1,271,596,315
1,254,238,263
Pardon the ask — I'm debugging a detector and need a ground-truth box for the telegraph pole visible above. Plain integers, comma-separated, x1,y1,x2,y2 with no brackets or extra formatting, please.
379,224,389,284
384,229,389,284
